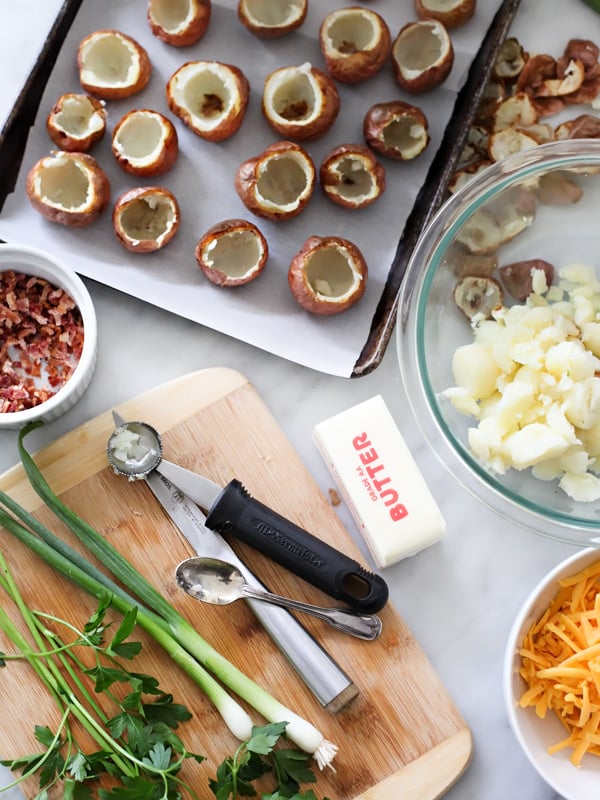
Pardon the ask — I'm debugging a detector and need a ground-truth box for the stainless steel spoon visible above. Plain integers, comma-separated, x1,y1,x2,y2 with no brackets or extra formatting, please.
175,556,382,641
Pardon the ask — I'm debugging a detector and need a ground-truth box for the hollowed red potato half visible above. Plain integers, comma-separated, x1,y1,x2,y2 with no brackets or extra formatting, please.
288,235,368,314
112,186,181,253
147,0,211,46
262,63,340,141
112,109,179,177
167,61,249,141
319,7,391,83
391,19,454,93
363,101,430,160
26,151,110,227
235,141,316,221
195,219,268,286
77,30,152,100
46,93,107,152
238,0,307,37
320,144,386,209
414,0,476,29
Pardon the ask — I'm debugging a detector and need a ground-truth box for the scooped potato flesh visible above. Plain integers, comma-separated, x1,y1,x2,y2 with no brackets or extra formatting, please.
119,198,175,240
257,156,309,206
150,0,191,30
445,264,600,501
394,26,444,71
82,37,135,85
183,73,231,120
115,116,164,158
330,157,375,200
327,13,377,52
245,0,303,25
205,231,262,278
55,96,103,136
39,160,91,209
271,75,316,121
305,248,356,298
382,118,426,155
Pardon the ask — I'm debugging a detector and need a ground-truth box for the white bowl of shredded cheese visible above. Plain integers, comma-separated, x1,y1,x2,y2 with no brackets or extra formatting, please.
398,139,600,545
0,243,98,429
504,548,600,797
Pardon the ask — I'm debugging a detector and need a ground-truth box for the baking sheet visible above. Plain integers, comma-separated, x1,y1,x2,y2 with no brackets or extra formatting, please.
0,0,504,377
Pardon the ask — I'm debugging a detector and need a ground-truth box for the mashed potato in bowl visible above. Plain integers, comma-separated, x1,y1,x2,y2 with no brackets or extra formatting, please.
397,140,600,541
445,263,600,503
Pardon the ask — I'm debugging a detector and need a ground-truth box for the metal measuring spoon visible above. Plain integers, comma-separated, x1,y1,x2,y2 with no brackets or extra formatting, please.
176,556,382,641
107,416,389,615
107,420,163,479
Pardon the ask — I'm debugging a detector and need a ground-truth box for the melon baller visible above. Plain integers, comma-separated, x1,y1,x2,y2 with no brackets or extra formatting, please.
107,416,389,615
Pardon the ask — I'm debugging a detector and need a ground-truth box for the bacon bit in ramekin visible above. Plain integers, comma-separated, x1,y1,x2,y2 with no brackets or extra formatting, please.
0,270,84,413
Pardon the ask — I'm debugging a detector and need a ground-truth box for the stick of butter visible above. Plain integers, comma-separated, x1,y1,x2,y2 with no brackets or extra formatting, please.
313,395,446,568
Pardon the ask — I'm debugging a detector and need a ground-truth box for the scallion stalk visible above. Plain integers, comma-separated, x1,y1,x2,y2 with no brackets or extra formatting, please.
0,504,253,742
0,423,338,767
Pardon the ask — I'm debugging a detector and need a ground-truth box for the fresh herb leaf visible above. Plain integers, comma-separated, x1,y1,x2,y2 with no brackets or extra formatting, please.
34,725,59,748
142,741,172,771
63,777,94,800
85,664,132,693
246,722,287,756
128,671,162,695
98,774,166,799
143,694,193,728
209,723,326,800
66,750,90,782
107,608,142,660
272,749,317,786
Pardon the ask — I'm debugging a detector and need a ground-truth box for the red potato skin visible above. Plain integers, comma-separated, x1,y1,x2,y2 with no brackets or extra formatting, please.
499,259,555,302
391,21,454,93
77,30,152,100
166,61,249,142
262,66,340,141
26,152,111,227
288,235,368,315
195,218,268,286
235,141,315,221
148,0,211,46
238,0,307,38
319,9,391,84
112,186,180,253
319,143,386,209
414,0,476,29
363,101,430,160
112,110,179,177
46,94,107,152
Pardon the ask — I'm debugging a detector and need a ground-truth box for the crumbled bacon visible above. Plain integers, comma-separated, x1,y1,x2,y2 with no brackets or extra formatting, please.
0,270,84,413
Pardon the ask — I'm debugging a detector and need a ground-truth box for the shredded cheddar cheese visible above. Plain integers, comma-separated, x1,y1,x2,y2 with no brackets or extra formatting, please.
519,560,600,766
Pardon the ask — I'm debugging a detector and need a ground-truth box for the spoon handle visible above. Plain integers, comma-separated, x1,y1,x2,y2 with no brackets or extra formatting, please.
241,585,382,640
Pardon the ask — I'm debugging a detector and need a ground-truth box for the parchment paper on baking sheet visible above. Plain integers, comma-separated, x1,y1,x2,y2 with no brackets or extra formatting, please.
0,0,502,377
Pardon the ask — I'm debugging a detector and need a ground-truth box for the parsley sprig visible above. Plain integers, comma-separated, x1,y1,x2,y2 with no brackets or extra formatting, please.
210,722,330,800
0,550,203,799
0,553,329,799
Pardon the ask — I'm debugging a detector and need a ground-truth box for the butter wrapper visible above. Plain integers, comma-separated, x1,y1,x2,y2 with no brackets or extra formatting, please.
314,395,445,568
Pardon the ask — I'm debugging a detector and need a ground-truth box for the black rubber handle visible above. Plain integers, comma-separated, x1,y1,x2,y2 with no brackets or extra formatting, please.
205,480,389,614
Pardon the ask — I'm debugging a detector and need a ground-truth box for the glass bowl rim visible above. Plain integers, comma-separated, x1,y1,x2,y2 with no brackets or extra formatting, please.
397,139,600,543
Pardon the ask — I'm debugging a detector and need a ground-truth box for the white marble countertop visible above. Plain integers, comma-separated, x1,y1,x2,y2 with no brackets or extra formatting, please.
1,1,598,799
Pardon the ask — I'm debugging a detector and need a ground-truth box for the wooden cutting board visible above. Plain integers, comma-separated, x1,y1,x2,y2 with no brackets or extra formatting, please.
0,368,472,799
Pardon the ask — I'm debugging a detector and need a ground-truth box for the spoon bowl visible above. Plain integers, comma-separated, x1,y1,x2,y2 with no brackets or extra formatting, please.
176,556,247,605
175,556,383,640
107,420,163,479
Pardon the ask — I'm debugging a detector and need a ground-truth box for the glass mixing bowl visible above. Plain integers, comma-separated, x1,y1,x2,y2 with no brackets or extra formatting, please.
398,139,600,545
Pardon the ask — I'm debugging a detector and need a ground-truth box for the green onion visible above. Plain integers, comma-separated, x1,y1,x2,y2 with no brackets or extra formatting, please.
0,552,207,797
0,422,337,767
0,503,254,743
